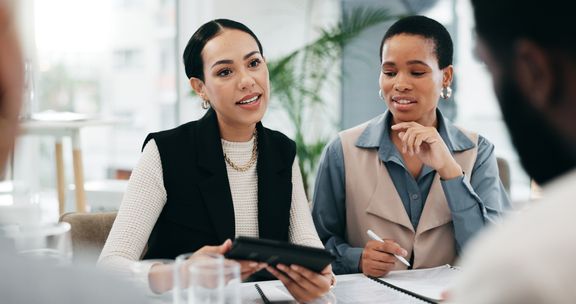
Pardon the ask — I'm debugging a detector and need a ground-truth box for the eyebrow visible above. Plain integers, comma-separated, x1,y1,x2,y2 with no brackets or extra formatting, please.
382,60,431,68
210,51,261,69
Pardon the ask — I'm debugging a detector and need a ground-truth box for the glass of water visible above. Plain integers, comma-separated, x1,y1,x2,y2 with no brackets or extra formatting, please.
188,255,242,304
173,252,223,304
4,222,72,265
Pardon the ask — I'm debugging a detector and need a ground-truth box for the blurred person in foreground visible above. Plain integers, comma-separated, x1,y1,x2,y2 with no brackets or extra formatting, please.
0,1,147,303
0,0,21,172
448,0,576,303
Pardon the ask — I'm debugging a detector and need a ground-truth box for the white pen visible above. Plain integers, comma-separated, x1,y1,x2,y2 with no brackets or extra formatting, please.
366,229,411,267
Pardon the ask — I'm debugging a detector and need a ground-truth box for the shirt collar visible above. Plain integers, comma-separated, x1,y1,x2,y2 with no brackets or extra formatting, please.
355,109,476,163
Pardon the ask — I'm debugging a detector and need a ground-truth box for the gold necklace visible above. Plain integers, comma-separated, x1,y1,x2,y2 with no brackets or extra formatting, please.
223,131,258,172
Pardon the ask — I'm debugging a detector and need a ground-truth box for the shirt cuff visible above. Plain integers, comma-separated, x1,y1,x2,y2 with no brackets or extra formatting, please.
342,247,364,273
441,175,478,212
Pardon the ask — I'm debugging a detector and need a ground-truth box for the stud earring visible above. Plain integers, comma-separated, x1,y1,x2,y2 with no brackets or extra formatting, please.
440,86,452,99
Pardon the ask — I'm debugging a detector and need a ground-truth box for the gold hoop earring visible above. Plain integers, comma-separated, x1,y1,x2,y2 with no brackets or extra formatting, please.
440,86,452,99
201,99,210,109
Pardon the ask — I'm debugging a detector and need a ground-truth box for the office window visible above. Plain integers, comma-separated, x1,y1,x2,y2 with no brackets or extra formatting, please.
113,49,143,69
15,0,178,210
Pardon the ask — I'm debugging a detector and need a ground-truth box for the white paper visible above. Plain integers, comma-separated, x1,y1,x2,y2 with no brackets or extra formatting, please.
331,278,424,304
257,284,296,302
378,264,457,300
253,265,457,303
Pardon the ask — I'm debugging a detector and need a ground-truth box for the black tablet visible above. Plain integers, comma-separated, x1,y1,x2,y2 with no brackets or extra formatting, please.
224,236,335,273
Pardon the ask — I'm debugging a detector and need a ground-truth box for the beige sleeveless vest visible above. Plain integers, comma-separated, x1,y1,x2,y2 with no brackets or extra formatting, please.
339,122,478,270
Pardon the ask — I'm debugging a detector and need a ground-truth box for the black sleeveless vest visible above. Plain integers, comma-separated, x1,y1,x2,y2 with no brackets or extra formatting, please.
142,109,296,259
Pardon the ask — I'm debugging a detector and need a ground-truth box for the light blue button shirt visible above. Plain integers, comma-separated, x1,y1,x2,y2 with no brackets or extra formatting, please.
312,110,511,274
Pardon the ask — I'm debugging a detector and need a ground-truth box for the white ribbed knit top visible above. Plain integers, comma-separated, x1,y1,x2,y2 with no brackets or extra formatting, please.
98,137,322,280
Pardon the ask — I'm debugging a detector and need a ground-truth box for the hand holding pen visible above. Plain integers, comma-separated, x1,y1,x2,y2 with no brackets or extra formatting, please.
367,230,411,267
360,230,410,277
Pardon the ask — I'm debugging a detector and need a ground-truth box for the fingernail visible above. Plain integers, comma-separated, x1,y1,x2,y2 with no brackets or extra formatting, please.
277,264,286,271
291,265,299,271
401,249,408,256
249,262,258,267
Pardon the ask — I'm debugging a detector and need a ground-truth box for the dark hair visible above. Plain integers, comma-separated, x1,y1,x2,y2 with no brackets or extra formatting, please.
471,0,576,59
183,19,263,81
379,15,453,69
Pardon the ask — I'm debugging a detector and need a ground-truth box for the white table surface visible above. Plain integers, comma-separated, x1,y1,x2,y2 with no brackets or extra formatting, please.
145,274,372,304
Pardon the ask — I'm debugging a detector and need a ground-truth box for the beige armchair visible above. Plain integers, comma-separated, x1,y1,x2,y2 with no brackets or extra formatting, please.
59,211,117,263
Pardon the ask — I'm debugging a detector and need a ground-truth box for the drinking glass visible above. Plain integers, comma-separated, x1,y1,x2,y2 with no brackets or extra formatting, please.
130,259,175,303
310,291,337,304
173,252,241,304
188,255,242,304
3,222,72,265
173,252,224,304
187,254,225,304
216,259,241,304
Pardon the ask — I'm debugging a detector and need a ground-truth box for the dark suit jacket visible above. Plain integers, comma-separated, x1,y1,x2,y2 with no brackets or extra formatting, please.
142,108,296,259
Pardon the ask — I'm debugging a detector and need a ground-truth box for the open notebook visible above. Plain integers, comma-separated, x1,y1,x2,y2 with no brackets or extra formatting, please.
366,264,458,303
254,265,458,304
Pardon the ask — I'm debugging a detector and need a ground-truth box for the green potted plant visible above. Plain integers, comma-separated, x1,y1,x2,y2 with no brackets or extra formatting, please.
268,7,396,196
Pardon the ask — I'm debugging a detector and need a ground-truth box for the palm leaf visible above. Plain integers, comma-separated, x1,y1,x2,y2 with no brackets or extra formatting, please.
269,7,397,195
